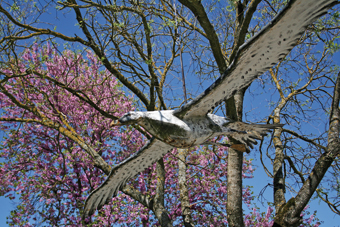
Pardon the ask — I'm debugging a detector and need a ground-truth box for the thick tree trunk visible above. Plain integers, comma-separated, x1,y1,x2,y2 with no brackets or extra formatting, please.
178,149,194,227
270,68,288,213
227,146,244,227
273,107,286,212
226,89,246,227
155,159,173,227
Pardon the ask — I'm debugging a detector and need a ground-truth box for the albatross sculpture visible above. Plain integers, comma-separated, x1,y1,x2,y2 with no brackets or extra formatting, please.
83,0,338,218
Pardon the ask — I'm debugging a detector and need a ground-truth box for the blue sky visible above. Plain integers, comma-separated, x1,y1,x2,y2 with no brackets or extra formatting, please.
1,1,340,226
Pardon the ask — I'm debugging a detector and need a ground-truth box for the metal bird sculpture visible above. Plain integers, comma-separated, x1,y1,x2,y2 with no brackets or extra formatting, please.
83,0,338,219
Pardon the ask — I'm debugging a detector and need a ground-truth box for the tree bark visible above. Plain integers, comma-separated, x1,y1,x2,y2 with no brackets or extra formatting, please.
178,148,194,227
226,89,246,227
273,106,286,212
270,67,289,213
154,159,173,227
227,146,244,227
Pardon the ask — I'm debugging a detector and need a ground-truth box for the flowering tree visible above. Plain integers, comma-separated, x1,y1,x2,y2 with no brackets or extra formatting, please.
0,45,142,225
0,46,257,226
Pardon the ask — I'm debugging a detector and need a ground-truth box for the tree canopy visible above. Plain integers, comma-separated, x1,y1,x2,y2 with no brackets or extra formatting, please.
0,0,339,226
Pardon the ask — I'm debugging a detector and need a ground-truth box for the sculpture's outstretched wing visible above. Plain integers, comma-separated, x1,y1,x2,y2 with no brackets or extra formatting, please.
174,0,338,119
83,138,173,219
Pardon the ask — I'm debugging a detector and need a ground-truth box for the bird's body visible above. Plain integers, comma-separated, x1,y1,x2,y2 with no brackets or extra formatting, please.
114,110,273,149
83,0,339,220
116,110,223,147
139,110,215,147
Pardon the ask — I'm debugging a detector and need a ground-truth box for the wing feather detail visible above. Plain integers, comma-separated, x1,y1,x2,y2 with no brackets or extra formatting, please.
173,0,338,119
83,138,173,219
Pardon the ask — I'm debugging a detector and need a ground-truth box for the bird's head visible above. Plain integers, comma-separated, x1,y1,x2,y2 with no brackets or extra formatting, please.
110,111,144,126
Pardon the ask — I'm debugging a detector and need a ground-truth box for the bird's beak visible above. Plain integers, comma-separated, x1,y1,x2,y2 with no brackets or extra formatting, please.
110,120,122,127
